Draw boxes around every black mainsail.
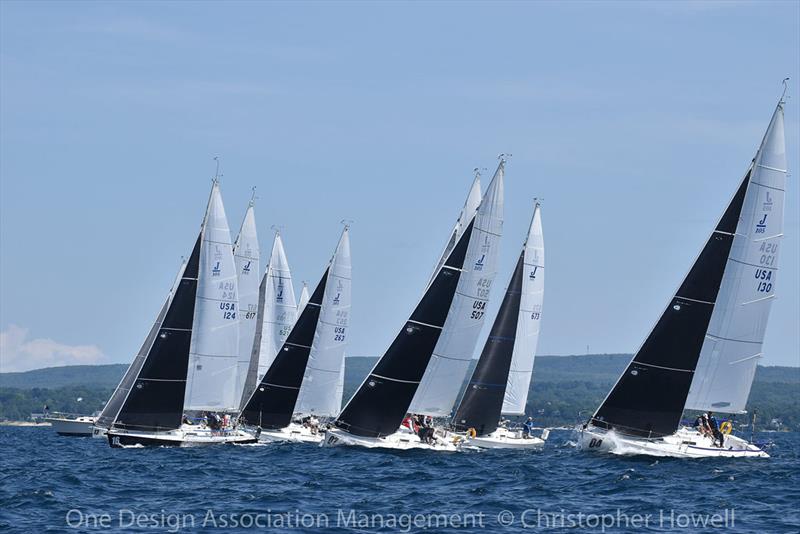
[333,220,474,438]
[590,171,751,438]
[239,270,327,429]
[110,235,201,432]
[452,251,524,436]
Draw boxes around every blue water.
[1,427,798,533]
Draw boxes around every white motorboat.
[45,414,96,436]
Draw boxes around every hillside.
[2,355,798,429]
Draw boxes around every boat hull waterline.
[577,426,768,458]
[457,427,549,450]
[107,427,258,448]
[45,416,96,437]
[256,423,324,444]
[322,428,460,451]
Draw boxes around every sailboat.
[104,179,257,447]
[232,197,260,409]
[579,94,787,458]
[239,227,350,443]
[323,160,505,450]
[238,231,298,410]
[451,201,547,449]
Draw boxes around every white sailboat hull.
[257,422,324,444]
[455,427,548,449]
[107,425,257,448]
[45,416,96,436]
[91,426,108,439]
[577,426,768,458]
[322,427,460,451]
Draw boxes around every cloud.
[0,325,105,373]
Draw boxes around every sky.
[1,1,798,373]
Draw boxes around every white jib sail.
[409,159,505,416]
[502,201,545,415]
[257,233,297,380]
[184,181,241,412]
[685,100,787,414]
[232,203,260,406]
[297,282,310,316]
[295,227,352,417]
[428,171,482,286]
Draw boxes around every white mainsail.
[297,282,310,316]
[258,233,298,379]
[184,181,241,412]
[502,201,545,415]
[295,227,352,417]
[428,171,482,286]
[685,100,787,414]
[232,202,260,406]
[409,159,505,416]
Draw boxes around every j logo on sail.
[276,283,284,303]
[212,261,221,276]
[763,191,773,212]
[474,254,485,271]
[333,292,341,305]
[755,213,768,234]
[243,261,251,274]
[529,267,538,280]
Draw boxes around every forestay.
[685,101,786,414]
[409,159,505,416]
[232,203,260,409]
[502,202,545,415]
[184,182,241,412]
[295,227,352,417]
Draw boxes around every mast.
[451,201,544,435]
[333,219,475,438]
[183,180,241,413]
[409,157,505,417]
[232,196,261,410]
[294,226,352,417]
[685,96,787,414]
